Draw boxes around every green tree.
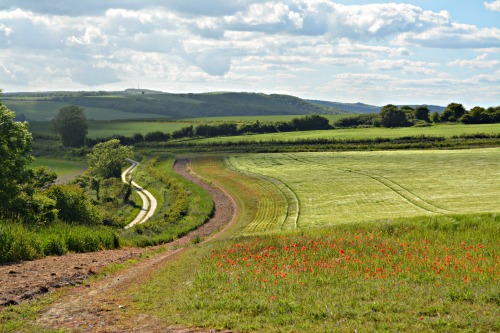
[414,106,431,122]
[0,100,34,215]
[87,139,133,180]
[441,103,466,122]
[52,106,88,147]
[46,184,101,225]
[380,104,408,128]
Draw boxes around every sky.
[0,1,499,107]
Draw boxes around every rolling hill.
[2,90,344,120]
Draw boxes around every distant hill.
[3,91,342,119]
[308,100,445,114]
[308,100,380,114]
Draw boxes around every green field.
[180,114,350,123]
[3,99,170,121]
[227,148,500,232]
[28,120,192,138]
[132,151,500,332]
[193,123,500,143]
[30,158,85,183]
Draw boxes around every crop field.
[30,158,85,183]
[134,149,500,332]
[227,148,500,232]
[193,123,500,144]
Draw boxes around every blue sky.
[0,0,499,107]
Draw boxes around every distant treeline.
[86,114,332,146]
[333,103,500,128]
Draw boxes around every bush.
[46,184,102,225]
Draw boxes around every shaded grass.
[0,220,120,264]
[135,213,500,332]
[30,158,85,183]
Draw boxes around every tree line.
[46,103,500,149]
[334,103,500,128]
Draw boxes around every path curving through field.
[122,158,158,229]
[33,157,238,332]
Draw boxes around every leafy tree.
[52,106,88,147]
[32,166,58,189]
[0,100,34,215]
[431,111,440,123]
[46,184,101,225]
[414,106,431,122]
[380,105,408,128]
[87,139,133,180]
[441,103,466,122]
[291,114,331,131]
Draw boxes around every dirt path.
[1,158,237,332]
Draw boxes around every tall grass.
[0,220,119,263]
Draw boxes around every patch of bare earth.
[1,158,236,332]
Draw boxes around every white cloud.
[394,23,500,49]
[448,53,500,69]
[484,1,500,12]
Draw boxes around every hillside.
[2,90,343,120]
[308,99,445,114]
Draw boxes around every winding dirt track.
[0,158,237,332]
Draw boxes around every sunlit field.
[133,150,499,332]
[193,123,500,143]
[228,148,500,232]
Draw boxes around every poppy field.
[140,215,499,332]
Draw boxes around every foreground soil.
[0,158,236,332]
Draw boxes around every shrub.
[46,184,102,225]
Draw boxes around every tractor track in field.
[1,158,237,333]
[284,153,450,215]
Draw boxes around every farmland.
[193,123,500,144]
[134,150,500,332]
[227,148,500,232]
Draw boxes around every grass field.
[28,120,192,138]
[192,123,500,144]
[30,158,85,183]
[227,148,500,232]
[3,99,169,121]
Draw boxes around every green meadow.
[3,99,170,121]
[191,123,500,144]
[30,158,85,183]
[28,120,192,138]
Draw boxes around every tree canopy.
[380,104,408,128]
[0,101,33,215]
[52,105,88,147]
[86,139,133,180]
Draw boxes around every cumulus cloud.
[448,53,500,69]
[484,1,500,12]
[394,23,500,49]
